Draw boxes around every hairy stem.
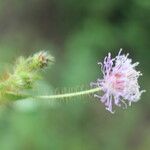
[37,87,101,99]
[4,87,101,101]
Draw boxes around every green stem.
[37,87,100,99]
[4,87,101,101]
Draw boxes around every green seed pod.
[0,51,55,98]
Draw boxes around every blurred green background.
[0,0,149,150]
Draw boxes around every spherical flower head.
[91,49,145,113]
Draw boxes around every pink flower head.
[91,49,145,113]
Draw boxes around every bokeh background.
[0,0,149,150]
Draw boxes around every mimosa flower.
[91,49,145,113]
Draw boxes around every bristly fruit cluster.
[0,51,54,95]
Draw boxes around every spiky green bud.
[0,51,54,99]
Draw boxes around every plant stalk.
[37,87,100,99]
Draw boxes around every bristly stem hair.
[5,87,101,100]
[36,87,100,99]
